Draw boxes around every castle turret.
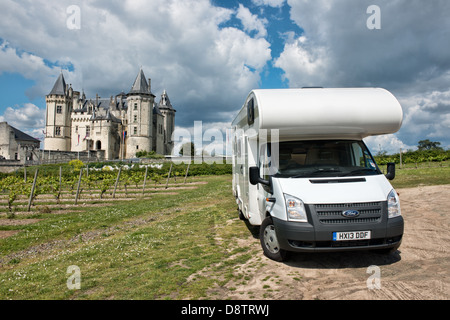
[158,90,176,155]
[125,68,155,158]
[44,72,72,151]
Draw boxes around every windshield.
[268,140,381,178]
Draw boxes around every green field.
[0,175,255,299]
[390,165,450,189]
[0,164,448,299]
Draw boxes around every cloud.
[274,35,328,86]
[0,41,72,100]
[364,134,414,155]
[1,103,45,129]
[0,0,272,129]
[276,0,450,151]
[236,4,268,38]
[252,0,285,8]
[0,103,45,144]
[398,91,450,149]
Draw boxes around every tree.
[179,142,196,157]
[417,139,443,151]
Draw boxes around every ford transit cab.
[231,88,404,261]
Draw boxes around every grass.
[0,175,254,300]
[391,165,450,189]
[0,166,448,300]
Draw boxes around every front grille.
[313,202,383,225]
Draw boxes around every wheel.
[260,217,287,262]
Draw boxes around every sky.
[0,0,449,155]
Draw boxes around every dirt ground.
[220,185,450,300]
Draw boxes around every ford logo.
[342,210,360,218]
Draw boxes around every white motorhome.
[231,88,404,261]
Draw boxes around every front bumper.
[272,201,404,253]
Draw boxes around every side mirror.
[385,162,396,180]
[249,166,270,186]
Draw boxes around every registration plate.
[333,231,371,241]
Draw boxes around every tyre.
[260,217,287,262]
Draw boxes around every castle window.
[75,126,79,133]
[134,115,137,123]
[86,126,91,137]
[133,127,137,135]
[56,106,62,114]
[134,103,138,110]
[55,127,61,136]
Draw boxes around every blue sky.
[0,0,449,154]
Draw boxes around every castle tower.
[125,68,155,158]
[44,72,72,151]
[158,90,176,155]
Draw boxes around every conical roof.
[158,90,175,111]
[49,72,67,95]
[128,68,153,96]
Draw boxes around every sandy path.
[219,185,450,300]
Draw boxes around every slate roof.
[128,68,154,96]
[158,90,175,111]
[49,72,67,95]
[90,108,122,123]
[11,126,40,143]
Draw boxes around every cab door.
[257,143,271,222]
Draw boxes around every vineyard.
[374,148,450,166]
[0,160,232,215]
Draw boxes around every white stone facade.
[44,69,176,160]
[0,122,40,161]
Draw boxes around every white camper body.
[231,88,404,261]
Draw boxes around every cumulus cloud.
[276,0,450,150]
[252,0,285,8]
[274,35,329,86]
[364,135,414,155]
[1,103,44,129]
[398,91,450,149]
[0,103,45,144]
[0,0,272,129]
[236,4,268,38]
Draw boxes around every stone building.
[44,68,176,160]
[0,122,40,161]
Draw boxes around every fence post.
[59,166,62,195]
[165,163,173,189]
[184,163,190,184]
[399,148,403,169]
[113,167,122,198]
[75,168,83,205]
[27,169,39,212]
[142,166,148,195]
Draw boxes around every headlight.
[284,194,308,222]
[387,189,401,218]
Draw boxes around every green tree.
[418,139,443,151]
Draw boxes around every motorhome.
[231,88,404,261]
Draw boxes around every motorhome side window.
[274,140,380,178]
[247,98,255,125]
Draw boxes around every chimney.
[148,78,151,93]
